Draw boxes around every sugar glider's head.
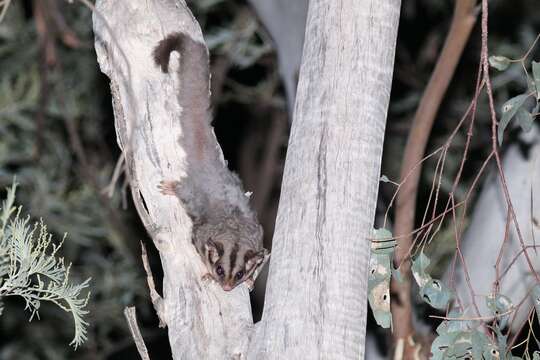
[204,238,266,291]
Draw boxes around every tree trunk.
[248,0,401,358]
[92,0,400,358]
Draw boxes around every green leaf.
[493,325,509,360]
[371,228,396,255]
[446,331,474,358]
[486,294,512,317]
[411,251,431,287]
[487,294,512,329]
[533,351,540,360]
[420,279,453,310]
[436,309,465,335]
[430,332,460,360]
[533,61,540,100]
[498,94,529,146]
[532,284,540,327]
[392,266,404,283]
[516,108,534,132]
[367,253,392,329]
[489,55,511,71]
[380,175,390,183]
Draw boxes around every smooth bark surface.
[248,0,401,358]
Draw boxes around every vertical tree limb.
[248,0,401,358]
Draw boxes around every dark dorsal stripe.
[229,242,239,276]
[215,241,224,256]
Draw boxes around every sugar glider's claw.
[158,180,179,196]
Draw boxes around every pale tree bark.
[92,0,400,358]
[248,0,400,358]
[92,2,252,358]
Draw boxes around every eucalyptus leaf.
[380,175,390,183]
[489,294,513,313]
[532,284,540,326]
[533,351,540,360]
[420,279,453,310]
[430,332,460,360]
[368,253,392,329]
[471,330,490,359]
[489,55,511,71]
[486,294,512,328]
[392,266,404,283]
[498,94,529,146]
[533,102,540,119]
[436,309,473,335]
[533,61,540,100]
[516,108,534,132]
[371,228,396,255]
[493,325,510,360]
[445,331,474,358]
[411,251,431,287]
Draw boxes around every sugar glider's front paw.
[201,273,215,283]
[244,278,255,292]
[158,180,179,196]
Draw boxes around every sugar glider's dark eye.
[216,265,225,277]
[234,270,244,281]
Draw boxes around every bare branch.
[124,307,151,360]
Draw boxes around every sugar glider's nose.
[222,284,233,291]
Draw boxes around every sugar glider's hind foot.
[158,180,180,196]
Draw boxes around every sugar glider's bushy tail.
[152,32,211,125]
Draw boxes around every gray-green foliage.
[0,2,146,358]
[411,251,453,310]
[488,52,540,145]
[0,182,90,349]
[368,228,395,329]
[368,239,526,359]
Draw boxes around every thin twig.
[124,307,152,360]
[140,241,166,328]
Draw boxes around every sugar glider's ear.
[245,249,268,272]
[204,239,223,264]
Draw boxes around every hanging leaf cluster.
[488,55,540,145]
[411,251,454,310]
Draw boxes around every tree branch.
[124,307,151,360]
[93,1,253,357]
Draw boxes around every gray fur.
[154,32,268,291]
